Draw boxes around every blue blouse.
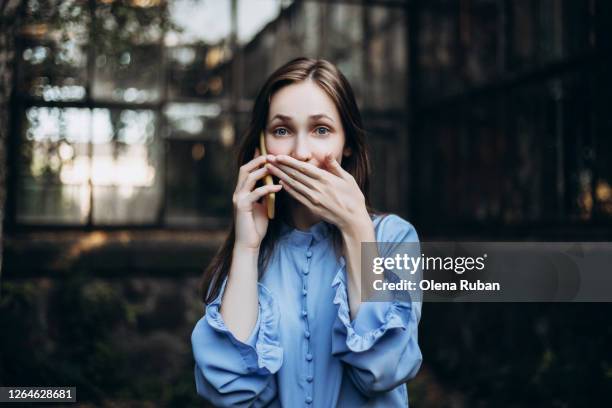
[191,214,423,407]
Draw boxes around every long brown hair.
[200,57,377,304]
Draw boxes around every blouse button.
[306,250,313,258]
[306,375,313,383]
[302,288,307,296]
[305,353,313,361]
[304,331,311,339]
[301,309,308,317]
[303,269,309,275]
[305,396,313,404]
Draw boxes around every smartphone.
[259,131,275,219]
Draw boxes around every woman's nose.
[291,134,312,162]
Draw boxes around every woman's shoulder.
[370,212,419,243]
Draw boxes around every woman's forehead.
[268,81,340,122]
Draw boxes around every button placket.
[302,238,314,405]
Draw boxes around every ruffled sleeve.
[191,277,283,407]
[331,214,423,396]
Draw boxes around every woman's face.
[265,80,350,168]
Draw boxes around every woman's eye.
[273,128,289,137]
[315,127,330,135]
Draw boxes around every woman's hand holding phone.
[232,149,282,251]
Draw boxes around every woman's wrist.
[233,242,261,255]
[340,209,373,240]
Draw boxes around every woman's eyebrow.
[269,113,335,123]
[309,114,335,123]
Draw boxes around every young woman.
[191,57,422,407]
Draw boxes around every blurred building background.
[0,0,611,407]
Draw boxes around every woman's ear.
[343,146,352,157]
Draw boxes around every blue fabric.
[191,214,423,407]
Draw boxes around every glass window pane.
[327,3,365,103]
[364,7,407,110]
[165,107,234,224]
[164,102,224,140]
[167,44,231,101]
[93,44,163,103]
[416,0,504,102]
[18,107,91,224]
[90,109,162,224]
[91,2,164,103]
[165,139,233,224]
[166,0,235,101]
[167,0,231,45]
[18,0,89,101]
[592,64,612,220]
[237,0,283,45]
[302,1,321,56]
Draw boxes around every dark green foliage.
[0,276,203,407]
[417,303,612,407]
